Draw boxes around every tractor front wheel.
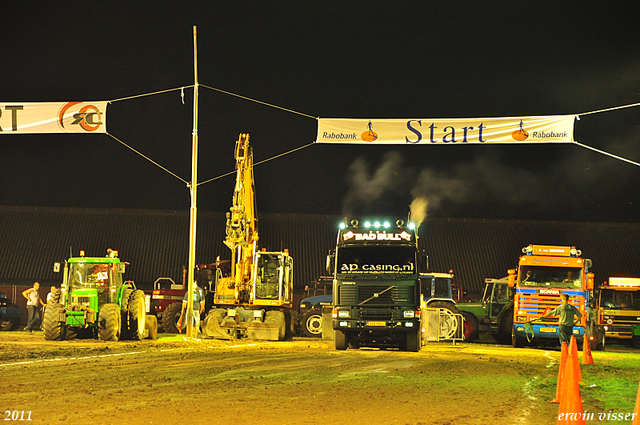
[99,303,121,341]
[43,304,64,341]
[127,290,147,340]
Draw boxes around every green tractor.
[43,249,157,341]
[456,277,514,344]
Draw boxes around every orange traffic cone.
[569,336,582,383]
[557,342,585,424]
[632,382,640,425]
[551,342,568,404]
[582,336,594,365]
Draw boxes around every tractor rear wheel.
[461,311,480,342]
[127,290,146,340]
[98,303,121,341]
[161,301,183,333]
[43,304,64,341]
[428,301,460,339]
[300,309,323,338]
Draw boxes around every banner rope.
[108,86,194,103]
[573,141,640,168]
[106,132,189,184]
[578,102,640,117]
[200,84,317,120]
[197,142,315,186]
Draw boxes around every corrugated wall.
[2,206,640,296]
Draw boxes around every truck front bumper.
[513,324,585,340]
[333,318,420,332]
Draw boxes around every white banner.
[317,115,575,144]
[0,102,107,134]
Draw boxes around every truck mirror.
[53,262,61,273]
[420,252,429,273]
[507,269,516,287]
[326,250,335,274]
[586,272,594,291]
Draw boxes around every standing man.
[179,281,205,336]
[22,282,44,333]
[542,293,583,344]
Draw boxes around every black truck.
[329,219,423,352]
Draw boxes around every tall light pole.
[186,25,199,340]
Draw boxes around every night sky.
[2,2,640,223]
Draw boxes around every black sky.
[2,1,640,223]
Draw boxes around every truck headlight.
[338,310,350,318]
[405,322,414,327]
[403,310,415,318]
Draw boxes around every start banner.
[0,102,107,134]
[316,115,575,144]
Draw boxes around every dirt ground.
[0,332,617,424]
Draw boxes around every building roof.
[2,205,640,294]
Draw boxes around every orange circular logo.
[361,131,378,142]
[512,129,529,141]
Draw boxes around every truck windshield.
[337,246,416,275]
[518,266,583,289]
[600,289,640,310]
[69,263,111,291]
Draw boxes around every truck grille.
[339,285,415,306]
[359,309,393,320]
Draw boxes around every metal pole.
[186,25,199,340]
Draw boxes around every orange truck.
[597,277,640,348]
[508,244,604,350]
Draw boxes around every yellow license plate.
[540,327,557,333]
[367,321,386,327]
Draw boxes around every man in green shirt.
[542,293,583,344]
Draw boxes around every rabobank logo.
[512,119,529,141]
[361,120,378,142]
[512,119,568,141]
[321,131,357,140]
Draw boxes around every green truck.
[456,277,514,344]
[43,249,157,341]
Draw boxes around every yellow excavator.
[202,134,294,340]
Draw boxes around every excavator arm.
[216,134,258,305]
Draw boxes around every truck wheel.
[43,303,64,341]
[145,315,158,340]
[300,309,323,338]
[461,311,479,342]
[405,329,421,352]
[334,330,348,350]
[127,290,146,340]
[98,303,121,341]
[161,302,183,334]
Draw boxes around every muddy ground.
[0,332,634,425]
